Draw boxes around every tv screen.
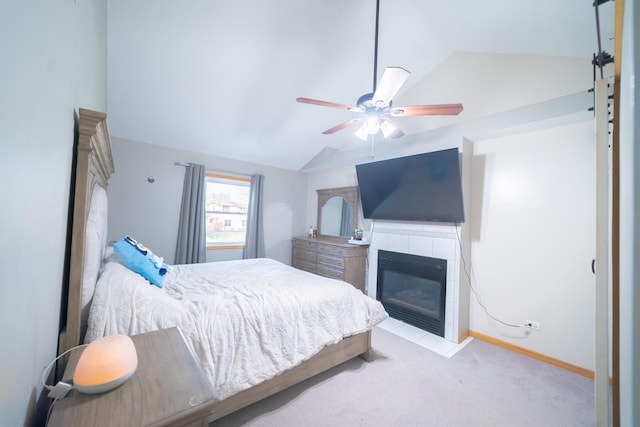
[355,148,465,223]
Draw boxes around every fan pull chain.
[370,134,376,158]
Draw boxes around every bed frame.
[59,108,374,424]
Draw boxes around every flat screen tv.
[355,148,465,223]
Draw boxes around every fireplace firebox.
[377,250,447,337]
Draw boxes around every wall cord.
[454,223,526,330]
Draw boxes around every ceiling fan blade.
[322,118,362,135]
[389,103,464,117]
[372,67,410,108]
[296,97,353,111]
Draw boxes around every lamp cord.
[41,344,88,391]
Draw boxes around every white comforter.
[85,257,387,401]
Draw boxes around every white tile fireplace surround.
[366,221,469,343]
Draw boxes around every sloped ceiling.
[107,0,614,171]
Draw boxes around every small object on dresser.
[308,226,314,239]
[312,227,318,239]
[353,228,364,240]
[348,237,369,245]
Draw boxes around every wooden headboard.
[58,108,114,359]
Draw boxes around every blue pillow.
[113,236,171,288]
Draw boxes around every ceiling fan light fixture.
[355,123,370,141]
[380,119,397,138]
[365,116,380,134]
[355,116,382,141]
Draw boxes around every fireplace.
[377,250,447,337]
[366,221,470,343]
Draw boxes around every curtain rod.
[174,161,254,178]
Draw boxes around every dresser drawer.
[317,253,345,270]
[293,258,316,273]
[316,243,348,257]
[317,264,345,281]
[291,237,366,291]
[295,248,316,263]
[293,239,317,250]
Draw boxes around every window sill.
[206,245,244,251]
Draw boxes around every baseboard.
[468,330,594,380]
[457,329,470,344]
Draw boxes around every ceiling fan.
[296,0,463,141]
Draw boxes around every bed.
[58,108,387,423]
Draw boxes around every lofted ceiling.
[106,0,615,171]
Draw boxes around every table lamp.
[73,335,138,394]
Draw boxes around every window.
[205,172,251,249]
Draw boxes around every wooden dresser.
[292,237,368,292]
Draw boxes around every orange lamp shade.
[73,335,138,394]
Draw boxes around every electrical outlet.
[526,320,541,330]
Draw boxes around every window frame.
[204,172,251,251]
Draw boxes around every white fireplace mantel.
[366,221,470,343]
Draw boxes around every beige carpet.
[213,327,594,426]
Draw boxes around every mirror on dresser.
[291,186,366,291]
[317,186,359,239]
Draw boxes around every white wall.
[400,52,593,123]
[107,138,308,265]
[384,52,593,143]
[0,1,107,425]
[471,121,596,370]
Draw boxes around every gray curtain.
[243,174,265,259]
[175,163,207,264]
[340,199,352,237]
